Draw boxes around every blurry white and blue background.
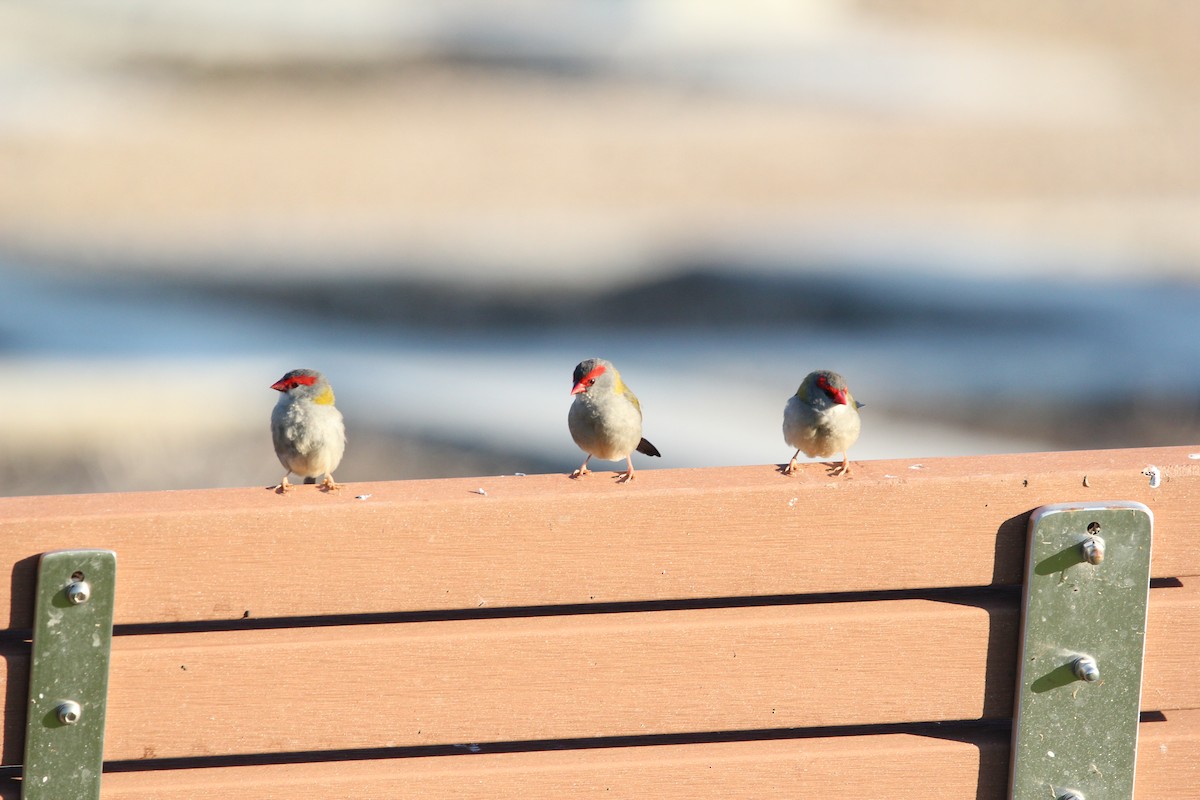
[3,1,1200,496]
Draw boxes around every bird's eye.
[587,378,596,386]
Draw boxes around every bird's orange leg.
[571,456,592,479]
[783,450,802,476]
[274,475,293,494]
[320,474,342,492]
[827,454,851,477]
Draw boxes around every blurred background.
[3,0,1200,497]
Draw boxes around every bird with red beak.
[783,369,863,476]
[269,368,346,493]
[568,358,661,483]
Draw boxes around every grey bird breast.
[569,392,643,461]
[783,395,860,458]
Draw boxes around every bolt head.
[65,581,90,605]
[56,700,82,726]
[1073,655,1101,683]
[1081,536,1105,565]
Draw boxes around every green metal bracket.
[1010,502,1153,800]
[23,550,116,800]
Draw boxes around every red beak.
[270,379,289,392]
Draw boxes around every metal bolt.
[1081,536,1105,565]
[56,700,82,726]
[1072,655,1100,683]
[65,580,91,605]
[1058,792,1085,800]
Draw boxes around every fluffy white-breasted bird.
[270,368,346,493]
[782,369,862,476]
[568,358,661,483]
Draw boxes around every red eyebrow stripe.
[816,374,847,405]
[571,363,608,395]
[272,374,319,391]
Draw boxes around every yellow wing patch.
[314,386,337,405]
[614,374,642,416]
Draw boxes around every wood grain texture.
[1144,582,1200,715]
[7,712,1192,800]
[94,733,1004,800]
[0,446,1197,628]
[2,584,1194,764]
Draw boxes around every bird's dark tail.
[637,438,662,458]
[303,476,317,485]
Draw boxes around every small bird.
[568,358,661,483]
[269,368,346,493]
[783,370,863,476]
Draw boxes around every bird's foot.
[783,458,800,476]
[274,477,293,495]
[319,475,342,492]
[615,470,636,484]
[826,461,851,477]
[570,466,591,479]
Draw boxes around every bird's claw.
[783,458,800,476]
[570,466,591,479]
[615,471,635,484]
[319,476,342,492]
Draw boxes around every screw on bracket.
[1072,655,1100,683]
[56,701,82,726]
[1058,791,1085,800]
[65,580,91,605]
[1080,536,1105,565]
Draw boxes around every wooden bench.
[1,446,1198,798]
